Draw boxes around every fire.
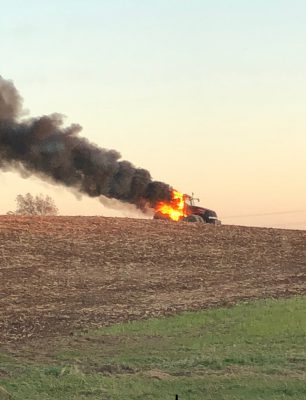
[155,189,188,221]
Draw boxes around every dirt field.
[0,216,305,344]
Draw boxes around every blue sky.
[1,1,306,228]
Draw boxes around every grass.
[1,296,306,399]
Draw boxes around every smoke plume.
[0,77,171,209]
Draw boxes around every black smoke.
[0,76,171,209]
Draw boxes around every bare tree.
[9,193,59,216]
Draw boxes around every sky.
[0,0,306,229]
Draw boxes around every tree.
[10,193,59,216]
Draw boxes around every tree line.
[8,193,58,216]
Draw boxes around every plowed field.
[0,216,305,344]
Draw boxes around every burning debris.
[0,76,171,209]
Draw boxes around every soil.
[0,216,305,344]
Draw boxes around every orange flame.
[155,189,188,221]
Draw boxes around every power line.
[272,221,306,227]
[222,209,306,219]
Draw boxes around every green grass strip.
[1,296,306,399]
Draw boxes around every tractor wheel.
[183,214,204,223]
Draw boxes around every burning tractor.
[154,190,221,224]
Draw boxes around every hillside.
[0,216,305,344]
